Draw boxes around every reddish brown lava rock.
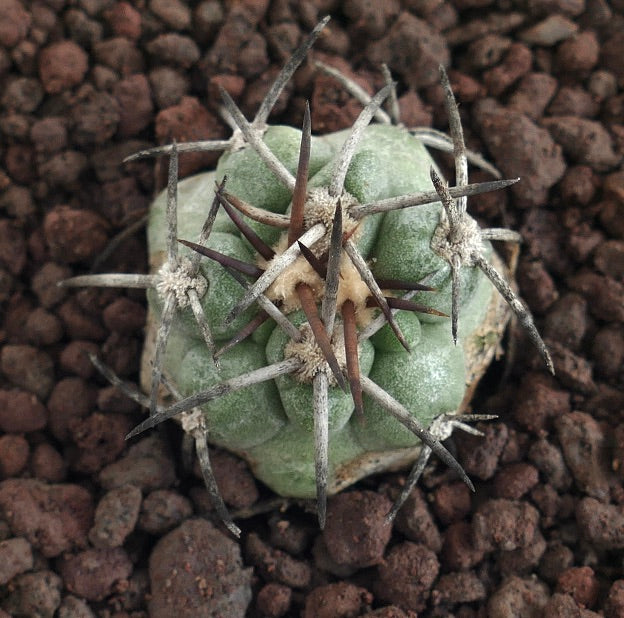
[555,411,610,500]
[89,484,142,549]
[556,31,600,74]
[517,258,559,314]
[149,518,252,618]
[508,72,558,120]
[43,206,109,263]
[375,542,439,612]
[391,486,442,552]
[493,462,540,500]
[256,582,292,618]
[431,481,472,525]
[556,566,600,609]
[512,372,570,435]
[431,570,487,605]
[497,528,547,577]
[155,96,227,177]
[102,296,146,334]
[539,542,574,584]
[47,376,97,442]
[39,40,88,94]
[311,56,373,133]
[0,344,54,400]
[1,570,62,617]
[483,42,532,96]
[442,521,485,571]
[528,438,571,491]
[0,479,93,557]
[473,100,566,207]
[59,547,133,602]
[98,434,177,492]
[472,498,539,552]
[246,532,311,589]
[0,434,29,479]
[542,116,621,172]
[0,0,31,48]
[368,12,449,89]
[112,74,153,137]
[323,490,392,568]
[455,421,508,480]
[0,388,47,433]
[104,1,142,40]
[303,582,373,618]
[0,220,26,275]
[604,580,624,618]
[30,442,66,483]
[138,489,193,535]
[0,537,33,586]
[488,576,549,617]
[543,593,601,617]
[576,498,624,549]
[196,448,259,509]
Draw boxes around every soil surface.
[1,1,624,616]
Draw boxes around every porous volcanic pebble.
[39,40,88,94]
[604,580,624,618]
[488,576,549,617]
[455,421,508,480]
[0,220,26,275]
[0,388,47,433]
[473,101,566,207]
[43,206,109,263]
[472,498,539,552]
[0,344,54,400]
[392,486,442,552]
[556,566,600,608]
[493,462,539,500]
[576,498,624,549]
[149,518,252,618]
[30,443,66,483]
[138,489,193,535]
[112,74,153,137]
[0,0,31,48]
[323,490,393,568]
[555,411,610,500]
[1,570,62,617]
[368,12,449,88]
[256,582,291,618]
[375,542,439,612]
[195,448,259,509]
[0,479,93,557]
[246,533,311,589]
[542,116,621,172]
[59,547,133,602]
[432,481,472,525]
[431,570,487,605]
[442,521,485,570]
[47,376,96,442]
[302,582,373,618]
[155,96,226,176]
[98,434,177,492]
[88,484,142,548]
[0,537,33,585]
[0,434,29,478]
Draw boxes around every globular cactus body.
[64,18,551,533]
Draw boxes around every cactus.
[63,19,551,536]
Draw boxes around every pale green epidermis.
[147,124,494,498]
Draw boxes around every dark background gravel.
[0,0,623,616]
